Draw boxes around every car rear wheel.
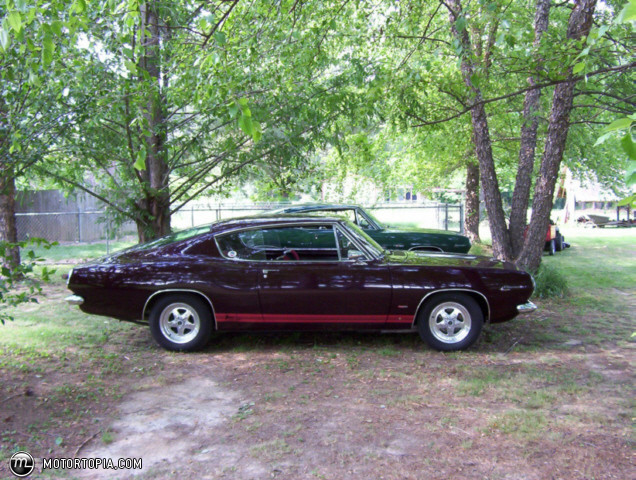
[149,295,212,351]
[555,233,564,252]
[417,293,483,351]
[548,239,556,255]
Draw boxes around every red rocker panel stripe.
[215,314,410,324]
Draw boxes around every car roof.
[272,204,360,213]
[209,213,349,234]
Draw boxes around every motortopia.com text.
[43,457,142,471]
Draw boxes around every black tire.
[149,294,213,351]
[555,233,564,252]
[548,239,556,255]
[416,293,484,351]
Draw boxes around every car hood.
[384,250,517,270]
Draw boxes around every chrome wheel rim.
[159,303,200,344]
[428,302,472,344]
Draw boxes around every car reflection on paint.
[65,215,536,352]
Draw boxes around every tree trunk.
[509,0,551,258]
[464,161,480,243]
[138,1,170,242]
[516,0,597,272]
[0,167,20,268]
[447,0,511,259]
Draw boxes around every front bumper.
[516,301,537,314]
[65,295,84,306]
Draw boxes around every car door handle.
[262,269,279,278]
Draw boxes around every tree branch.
[410,62,636,127]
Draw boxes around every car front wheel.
[417,293,483,351]
[149,295,212,351]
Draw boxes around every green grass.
[541,227,636,290]
[25,240,136,262]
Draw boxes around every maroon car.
[65,216,536,352]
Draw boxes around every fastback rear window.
[128,225,211,252]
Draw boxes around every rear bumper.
[516,301,537,314]
[65,295,84,306]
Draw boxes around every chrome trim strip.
[408,246,444,252]
[65,294,84,306]
[411,288,491,328]
[516,301,537,314]
[66,268,74,286]
[142,289,217,329]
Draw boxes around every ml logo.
[9,451,35,477]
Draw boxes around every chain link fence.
[16,202,464,245]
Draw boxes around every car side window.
[216,225,344,262]
[335,209,357,224]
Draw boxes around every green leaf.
[0,28,10,50]
[228,102,239,118]
[604,118,632,132]
[51,20,63,36]
[74,0,87,14]
[621,132,636,160]
[617,193,636,207]
[618,0,636,23]
[124,60,137,74]
[593,131,612,147]
[455,16,466,33]
[572,62,585,74]
[625,161,636,186]
[133,148,146,171]
[238,114,254,136]
[42,35,55,66]
[252,121,262,142]
[7,11,22,33]
[469,73,480,88]
[214,31,226,46]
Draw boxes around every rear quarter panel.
[69,256,261,322]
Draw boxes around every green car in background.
[272,204,471,254]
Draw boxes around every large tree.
[381,0,631,271]
[1,1,85,264]
[34,0,365,241]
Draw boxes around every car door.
[256,223,393,330]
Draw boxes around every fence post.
[444,203,449,231]
[459,204,464,235]
[77,204,82,243]
[106,213,110,255]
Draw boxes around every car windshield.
[358,208,384,229]
[344,221,385,257]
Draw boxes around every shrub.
[533,263,569,298]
